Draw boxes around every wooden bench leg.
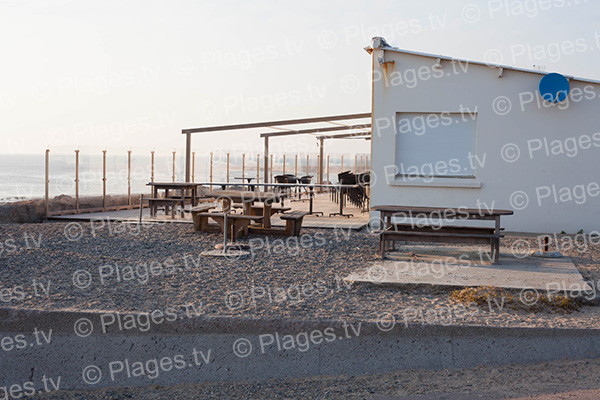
[192,213,211,232]
[294,217,304,236]
[379,236,386,258]
[492,238,500,263]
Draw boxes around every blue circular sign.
[539,73,570,103]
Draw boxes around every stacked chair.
[334,170,370,212]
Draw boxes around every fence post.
[306,155,309,177]
[226,152,230,183]
[127,150,132,207]
[45,149,50,217]
[192,151,195,182]
[317,155,320,186]
[172,151,176,182]
[210,152,213,191]
[75,149,80,213]
[256,153,260,184]
[150,151,155,183]
[102,150,107,211]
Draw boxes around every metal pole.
[185,133,191,182]
[172,151,176,182]
[192,151,195,182]
[226,152,230,183]
[45,149,49,217]
[282,154,286,175]
[242,153,245,179]
[75,149,80,213]
[127,150,131,207]
[102,150,107,211]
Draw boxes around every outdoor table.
[147,182,199,217]
[204,190,285,228]
[198,182,360,218]
[371,205,514,262]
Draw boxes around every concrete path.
[346,245,591,292]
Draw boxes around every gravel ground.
[1,221,600,328]
[33,356,600,399]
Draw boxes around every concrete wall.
[1,308,600,391]
[370,38,600,233]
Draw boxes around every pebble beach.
[2,221,600,329]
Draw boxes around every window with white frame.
[395,112,477,179]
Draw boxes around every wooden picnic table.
[147,182,200,217]
[371,205,514,263]
[199,182,360,218]
[204,190,286,229]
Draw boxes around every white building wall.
[370,42,600,233]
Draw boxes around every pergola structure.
[181,112,371,184]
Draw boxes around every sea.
[0,153,351,203]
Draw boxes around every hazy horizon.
[2,0,600,157]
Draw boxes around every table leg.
[151,186,158,217]
[243,202,252,215]
[329,187,353,218]
[263,202,272,228]
[494,216,501,263]
[192,186,197,207]
[307,187,323,216]
[180,189,185,218]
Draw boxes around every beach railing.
[44,149,369,217]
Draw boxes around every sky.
[1,0,599,158]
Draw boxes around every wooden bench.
[195,212,263,239]
[280,211,307,236]
[191,204,217,231]
[147,197,185,219]
[380,223,503,262]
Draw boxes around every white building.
[368,37,600,234]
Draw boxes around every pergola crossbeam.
[182,112,371,183]
[182,112,371,134]
[260,124,371,138]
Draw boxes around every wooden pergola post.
[185,133,191,182]
[318,137,324,184]
[263,137,269,187]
